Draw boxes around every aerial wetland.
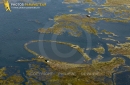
[0,0,130,85]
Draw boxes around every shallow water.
[0,0,130,84]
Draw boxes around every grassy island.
[126,37,130,40]
[0,67,24,85]
[24,40,91,61]
[93,46,105,54]
[23,40,125,85]
[38,14,99,37]
[63,0,95,4]
[107,43,130,59]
